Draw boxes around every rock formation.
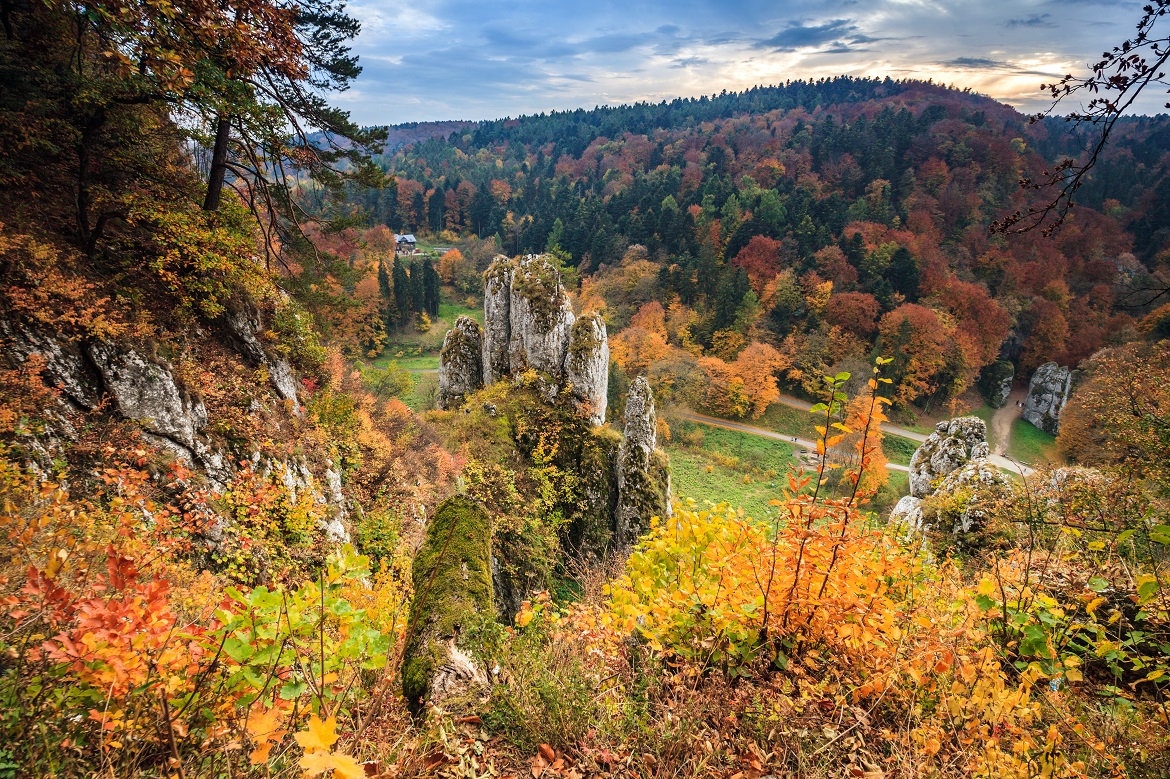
[481,259,513,386]
[978,360,1015,409]
[506,254,576,376]
[0,303,351,541]
[615,376,672,549]
[908,417,991,498]
[565,313,609,425]
[436,316,484,410]
[1022,362,1073,435]
[439,254,609,425]
[893,416,1006,534]
[402,496,493,712]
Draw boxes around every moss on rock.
[401,495,494,712]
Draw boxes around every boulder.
[896,416,1007,535]
[402,496,493,713]
[1022,362,1072,435]
[437,316,484,410]
[565,313,609,425]
[929,457,1007,533]
[615,376,671,549]
[908,417,990,498]
[889,495,924,531]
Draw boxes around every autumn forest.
[2,0,1170,778]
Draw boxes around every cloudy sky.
[334,0,1158,125]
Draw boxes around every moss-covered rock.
[615,376,672,549]
[401,495,494,712]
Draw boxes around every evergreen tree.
[392,259,411,326]
[422,259,441,316]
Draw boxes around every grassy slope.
[1007,419,1058,466]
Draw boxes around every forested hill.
[328,77,1170,407]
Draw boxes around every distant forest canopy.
[307,76,1170,404]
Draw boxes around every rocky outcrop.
[978,360,1015,409]
[908,417,991,498]
[2,310,350,541]
[222,302,300,411]
[507,254,576,376]
[565,313,609,425]
[482,259,513,385]
[442,253,609,425]
[1022,362,1073,435]
[436,316,484,410]
[895,416,1007,535]
[615,376,671,549]
[87,342,207,450]
[402,496,493,712]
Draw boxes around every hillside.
[3,4,1170,778]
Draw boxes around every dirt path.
[991,388,1028,456]
[677,412,912,473]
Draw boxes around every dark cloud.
[672,56,709,68]
[1005,13,1054,28]
[942,57,1012,70]
[757,19,859,52]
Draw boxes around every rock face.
[1022,362,1073,435]
[1,306,350,541]
[87,342,207,450]
[565,313,609,425]
[436,316,484,410]
[908,417,991,498]
[615,376,672,549]
[402,496,493,712]
[895,416,1006,534]
[222,302,301,411]
[440,254,609,425]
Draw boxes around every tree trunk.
[203,116,231,211]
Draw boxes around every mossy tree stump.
[401,496,494,712]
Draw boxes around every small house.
[395,234,418,255]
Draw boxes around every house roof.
[396,234,417,243]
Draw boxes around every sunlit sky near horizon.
[335,0,1162,126]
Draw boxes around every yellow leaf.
[300,750,335,776]
[329,753,365,779]
[976,578,995,597]
[923,737,941,756]
[295,715,339,753]
[1064,667,1083,682]
[300,750,364,779]
[1085,597,1106,615]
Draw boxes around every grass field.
[754,403,821,440]
[376,290,482,364]
[881,434,919,466]
[1006,419,1058,466]
[666,446,790,522]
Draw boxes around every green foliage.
[358,360,413,400]
[208,547,390,711]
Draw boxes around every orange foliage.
[699,341,789,419]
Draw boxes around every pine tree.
[392,259,411,326]
[422,259,441,316]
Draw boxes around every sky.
[334,0,1160,125]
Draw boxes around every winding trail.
[991,388,1028,456]
[678,411,911,473]
[678,409,1033,478]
